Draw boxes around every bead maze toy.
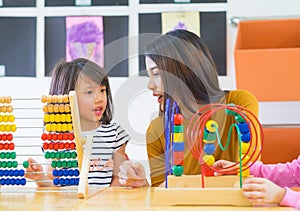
[0,93,93,199]
[154,99,263,206]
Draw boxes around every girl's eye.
[86,90,93,95]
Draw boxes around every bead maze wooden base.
[154,175,252,206]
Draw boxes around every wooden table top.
[0,187,298,211]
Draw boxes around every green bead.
[45,151,50,159]
[172,165,184,177]
[51,161,57,168]
[12,161,18,168]
[5,152,10,159]
[203,129,216,141]
[10,152,16,159]
[0,152,5,159]
[23,160,29,168]
[173,125,184,133]
[235,114,246,123]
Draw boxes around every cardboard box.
[234,18,300,101]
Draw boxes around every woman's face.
[75,75,107,131]
[146,57,164,108]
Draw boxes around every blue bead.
[53,178,59,186]
[63,170,69,177]
[241,132,251,143]
[74,169,79,176]
[59,178,65,185]
[237,122,250,134]
[4,170,9,176]
[20,178,26,185]
[58,170,63,176]
[5,178,10,185]
[9,170,14,177]
[75,178,79,185]
[203,143,216,155]
[70,178,75,185]
[15,179,20,185]
[19,169,25,177]
[52,169,58,176]
[173,142,184,152]
[69,169,74,176]
[0,170,3,176]
[65,179,70,186]
[0,179,4,185]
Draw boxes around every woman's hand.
[118,160,149,188]
[242,177,286,205]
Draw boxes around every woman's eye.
[86,91,93,95]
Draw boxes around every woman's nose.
[147,77,155,90]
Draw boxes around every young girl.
[213,157,300,209]
[118,29,259,187]
[26,58,130,187]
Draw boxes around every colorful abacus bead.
[237,122,251,176]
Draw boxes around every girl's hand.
[118,160,149,188]
[24,158,44,181]
[242,177,286,205]
[213,159,235,176]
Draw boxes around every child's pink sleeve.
[280,187,300,209]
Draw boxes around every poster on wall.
[66,16,104,67]
[161,12,200,36]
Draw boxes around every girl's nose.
[147,77,155,90]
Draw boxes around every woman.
[119,29,258,188]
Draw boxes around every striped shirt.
[82,122,130,187]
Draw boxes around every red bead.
[59,143,64,149]
[70,142,75,150]
[7,134,13,141]
[57,133,63,141]
[64,143,69,150]
[48,143,53,150]
[69,133,74,140]
[52,134,57,141]
[174,114,183,125]
[43,143,48,150]
[0,144,3,150]
[3,143,8,150]
[41,133,47,141]
[63,134,68,140]
[53,143,59,150]
[47,134,52,141]
[1,134,7,141]
[9,143,14,150]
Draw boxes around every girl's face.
[76,75,107,131]
[146,57,164,109]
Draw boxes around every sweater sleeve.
[280,187,300,209]
[250,156,300,187]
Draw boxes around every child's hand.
[213,159,235,176]
[118,160,149,188]
[24,158,44,181]
[242,177,286,205]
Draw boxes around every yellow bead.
[10,124,16,132]
[241,142,250,154]
[173,133,183,142]
[2,106,7,113]
[44,114,50,123]
[5,124,10,132]
[0,116,2,122]
[45,124,51,132]
[61,124,67,132]
[203,154,215,166]
[66,114,72,122]
[0,124,4,132]
[0,97,4,104]
[60,114,66,122]
[206,120,218,132]
[51,123,57,132]
[56,123,62,132]
[8,115,15,122]
[67,123,73,132]
[55,114,61,123]
[50,114,55,123]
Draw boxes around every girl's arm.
[110,144,127,187]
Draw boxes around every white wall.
[0,0,300,183]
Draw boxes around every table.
[0,187,298,211]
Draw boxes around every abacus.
[154,99,263,206]
[0,93,93,199]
